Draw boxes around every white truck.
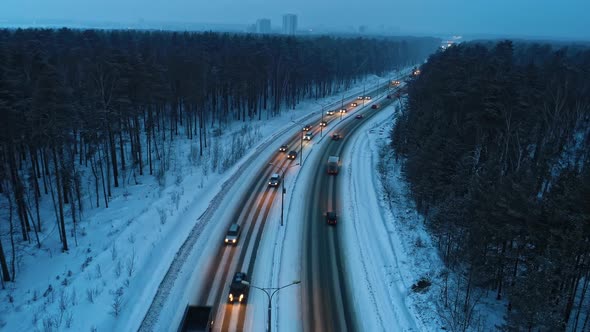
[327,156,340,175]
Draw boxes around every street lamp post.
[311,100,330,138]
[269,162,299,226]
[320,107,324,137]
[377,79,381,98]
[241,280,301,332]
[299,129,303,165]
[291,120,305,165]
[389,77,392,96]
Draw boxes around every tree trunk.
[30,146,41,198]
[199,105,203,156]
[70,189,78,247]
[104,141,112,197]
[108,123,119,187]
[7,143,30,241]
[134,114,143,176]
[148,119,153,175]
[464,267,473,314]
[0,193,11,282]
[24,200,41,248]
[8,191,16,281]
[52,145,68,252]
[29,147,42,232]
[98,146,109,208]
[572,268,590,332]
[119,117,126,172]
[496,240,507,300]
[40,147,49,194]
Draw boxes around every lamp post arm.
[270,281,301,301]
[247,281,300,332]
[249,284,270,298]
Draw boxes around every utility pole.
[291,120,305,165]
[269,162,299,226]
[320,107,324,137]
[299,131,303,165]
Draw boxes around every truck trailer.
[327,156,340,175]
[178,305,214,332]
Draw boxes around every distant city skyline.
[255,18,271,34]
[282,14,297,35]
[1,0,589,40]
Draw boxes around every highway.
[169,80,399,332]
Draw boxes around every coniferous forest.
[393,41,590,330]
[0,28,439,283]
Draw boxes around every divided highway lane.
[302,96,396,332]
[193,140,301,332]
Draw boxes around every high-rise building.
[246,24,256,33]
[256,19,271,34]
[282,14,297,35]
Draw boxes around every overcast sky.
[2,0,589,40]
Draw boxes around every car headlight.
[225,239,228,243]
[229,294,233,301]
[232,239,236,243]
[239,294,244,302]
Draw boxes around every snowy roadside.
[340,104,446,331]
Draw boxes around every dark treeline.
[0,28,439,283]
[393,41,590,330]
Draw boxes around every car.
[279,145,288,152]
[327,211,337,225]
[319,121,327,127]
[364,96,371,100]
[339,108,347,113]
[228,272,249,303]
[268,173,281,187]
[302,124,312,131]
[331,133,341,141]
[355,114,364,119]
[224,223,241,245]
[287,150,298,159]
[326,110,335,116]
[357,96,364,100]
[391,80,401,86]
[303,132,313,141]
[371,104,379,109]
[351,102,358,107]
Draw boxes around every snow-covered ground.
[1,69,498,332]
[341,107,423,331]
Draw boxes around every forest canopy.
[0,28,439,281]
[392,41,590,330]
